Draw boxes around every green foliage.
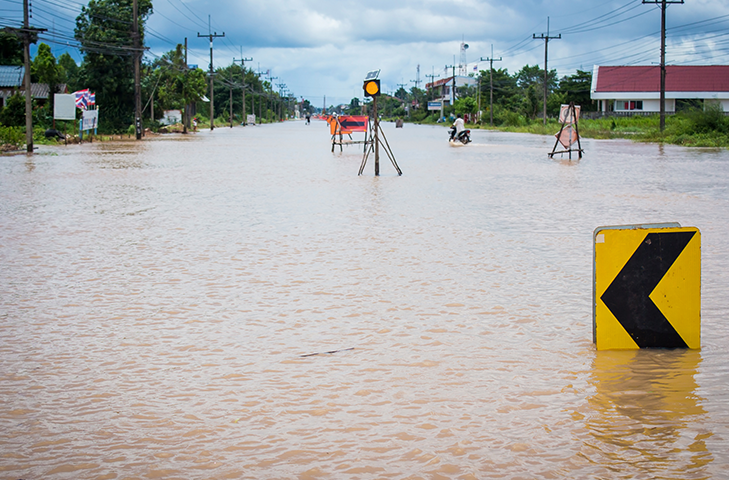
[74,0,153,133]
[346,97,361,115]
[0,30,23,66]
[680,104,728,135]
[31,43,62,114]
[152,44,207,118]
[0,94,26,127]
[58,53,81,92]
[557,69,595,112]
[454,97,477,115]
[0,125,24,148]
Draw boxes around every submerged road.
[1,121,728,478]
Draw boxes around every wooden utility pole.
[17,0,47,152]
[133,0,142,139]
[198,17,225,131]
[643,0,683,132]
[480,45,502,126]
[445,63,457,108]
[229,86,233,128]
[534,17,560,125]
[425,68,440,120]
[183,37,189,133]
[233,51,252,124]
[22,0,33,152]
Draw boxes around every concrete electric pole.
[533,17,560,126]
[643,0,683,132]
[480,45,502,126]
[198,16,225,131]
[233,51,252,125]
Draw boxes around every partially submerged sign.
[81,109,99,131]
[549,102,583,159]
[327,115,367,135]
[593,223,701,350]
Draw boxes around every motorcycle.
[449,126,471,144]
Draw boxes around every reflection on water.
[581,350,712,478]
[1,123,728,478]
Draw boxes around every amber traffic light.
[363,79,381,97]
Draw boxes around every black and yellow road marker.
[593,223,701,350]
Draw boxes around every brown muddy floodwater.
[1,121,729,479]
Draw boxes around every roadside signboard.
[54,94,76,120]
[593,223,701,350]
[427,101,442,111]
[82,109,99,131]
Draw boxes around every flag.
[73,89,89,110]
[88,93,95,106]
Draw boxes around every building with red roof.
[590,65,729,114]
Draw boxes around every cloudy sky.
[5,0,729,107]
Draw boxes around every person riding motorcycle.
[449,114,471,143]
[453,114,465,137]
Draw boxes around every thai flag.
[88,93,95,106]
[74,89,89,110]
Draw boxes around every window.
[620,101,643,111]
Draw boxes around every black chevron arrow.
[600,231,696,348]
[339,118,367,129]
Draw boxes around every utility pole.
[276,82,286,121]
[20,0,44,152]
[410,64,421,90]
[183,37,189,133]
[133,0,142,139]
[233,50,252,125]
[480,45,502,126]
[229,83,233,128]
[643,0,683,132]
[445,62,456,120]
[267,74,278,122]
[426,67,440,119]
[198,16,225,131]
[533,17,560,125]
[396,81,407,101]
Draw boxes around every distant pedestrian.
[306,114,311,125]
[193,117,198,131]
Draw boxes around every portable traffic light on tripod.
[363,79,381,97]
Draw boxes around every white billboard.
[54,94,76,120]
[82,109,99,131]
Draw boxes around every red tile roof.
[595,66,729,92]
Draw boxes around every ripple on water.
[1,124,729,478]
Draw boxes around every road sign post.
[593,223,701,350]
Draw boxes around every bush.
[0,125,24,149]
[498,110,527,127]
[681,104,728,135]
[0,94,26,127]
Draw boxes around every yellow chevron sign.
[593,224,701,350]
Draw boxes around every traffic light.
[363,79,381,97]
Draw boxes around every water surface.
[1,121,728,479]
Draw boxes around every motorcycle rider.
[451,114,465,141]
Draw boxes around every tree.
[346,97,361,115]
[0,94,27,127]
[454,97,477,115]
[74,0,153,132]
[31,43,61,114]
[0,30,23,66]
[58,53,81,92]
[557,69,595,112]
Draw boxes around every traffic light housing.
[363,79,381,97]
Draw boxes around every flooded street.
[2,121,729,479]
